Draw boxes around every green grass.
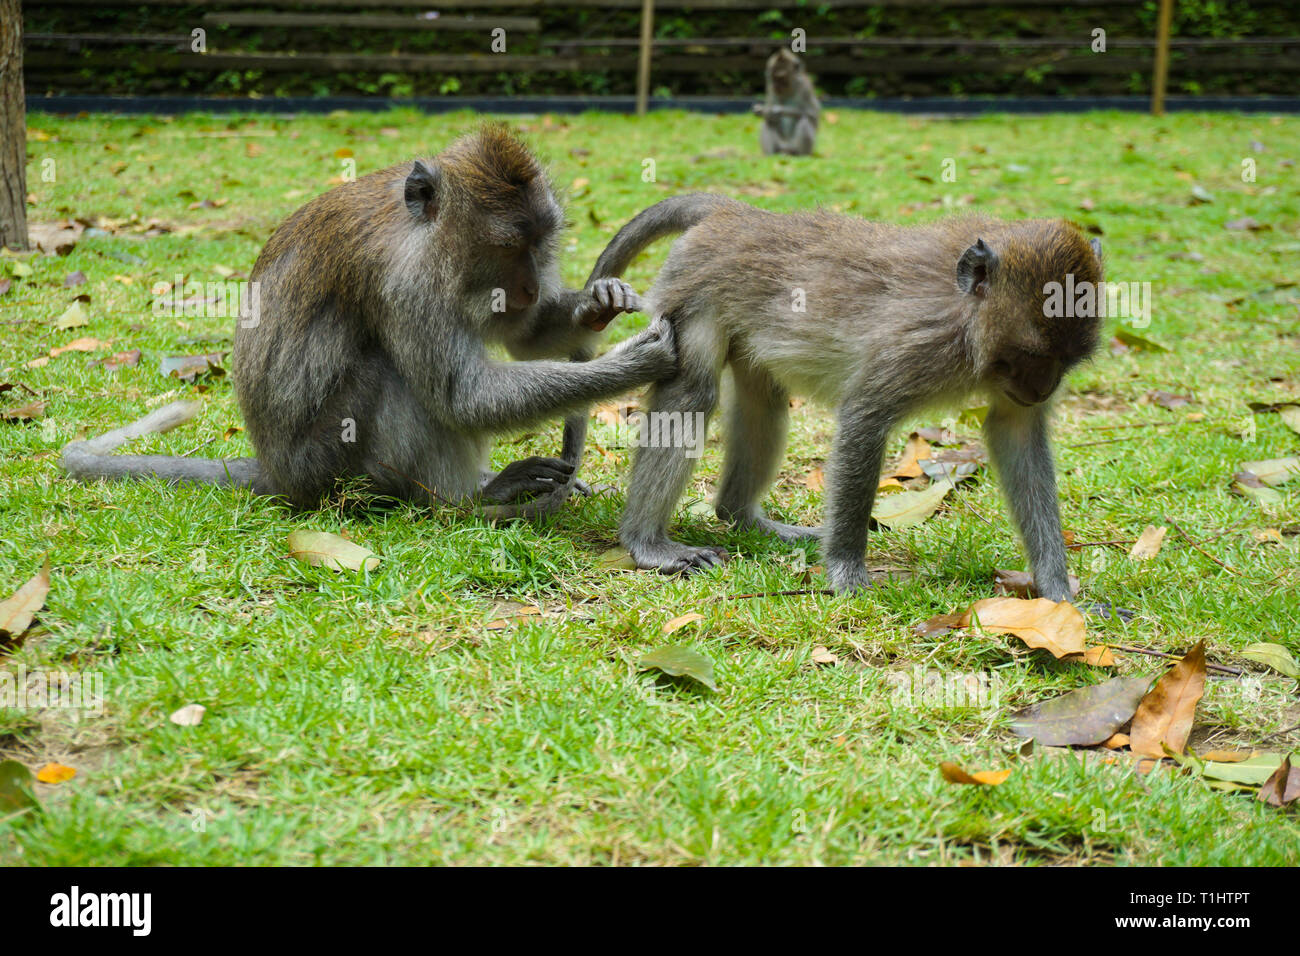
[1,108,1298,865]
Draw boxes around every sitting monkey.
[753,49,819,156]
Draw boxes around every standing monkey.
[587,195,1104,600]
[62,127,675,517]
[753,49,819,156]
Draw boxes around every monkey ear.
[956,238,998,297]
[404,160,440,221]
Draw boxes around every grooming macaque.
[753,49,819,156]
[587,194,1103,599]
[63,127,674,516]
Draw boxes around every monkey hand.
[577,278,647,332]
[481,456,578,504]
[617,315,677,379]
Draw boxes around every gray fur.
[754,50,819,157]
[591,196,1103,598]
[61,130,672,517]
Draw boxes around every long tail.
[60,400,261,488]
[585,193,740,283]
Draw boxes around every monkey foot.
[826,559,873,595]
[628,540,729,575]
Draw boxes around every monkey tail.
[586,193,741,283]
[60,400,262,489]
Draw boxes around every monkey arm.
[983,399,1071,602]
[392,319,675,434]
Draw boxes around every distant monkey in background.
[588,194,1104,600]
[63,127,675,518]
[753,49,819,156]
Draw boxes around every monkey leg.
[759,123,780,156]
[822,396,893,594]
[983,398,1071,602]
[620,339,726,574]
[715,361,821,542]
[787,117,817,156]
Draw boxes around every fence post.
[636,0,655,116]
[1151,0,1174,116]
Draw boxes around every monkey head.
[404,125,564,318]
[766,49,805,96]
[958,223,1104,407]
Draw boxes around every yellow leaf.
[939,761,1012,786]
[961,597,1087,658]
[0,559,51,640]
[36,762,76,784]
[1128,525,1167,561]
[662,612,704,635]
[169,703,206,726]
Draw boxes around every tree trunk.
[0,0,28,251]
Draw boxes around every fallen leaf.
[1,400,48,422]
[1232,471,1284,506]
[1129,640,1207,758]
[49,337,105,357]
[286,530,380,572]
[93,349,141,372]
[1128,525,1167,561]
[939,761,1012,786]
[1202,752,1288,785]
[637,645,718,692]
[1009,675,1152,746]
[35,762,76,784]
[596,546,636,570]
[872,480,952,529]
[805,467,825,491]
[1238,457,1300,487]
[485,605,542,629]
[993,569,1081,599]
[888,432,932,479]
[0,760,40,815]
[62,270,86,288]
[913,612,965,638]
[169,703,206,726]
[1113,328,1168,352]
[1081,645,1116,666]
[160,352,226,383]
[1224,217,1267,231]
[1241,642,1300,679]
[1149,390,1192,410]
[1278,405,1300,435]
[662,612,704,635]
[1102,733,1130,750]
[1199,749,1253,763]
[0,559,51,640]
[1257,757,1300,807]
[55,301,89,330]
[962,597,1087,659]
[810,645,838,665]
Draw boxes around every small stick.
[1103,642,1243,677]
[1067,436,1143,449]
[179,436,216,458]
[728,588,834,600]
[1167,518,1242,576]
[1261,722,1300,742]
[1066,539,1136,550]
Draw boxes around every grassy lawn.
[1,107,1298,866]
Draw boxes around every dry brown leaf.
[993,568,1081,599]
[0,559,51,641]
[1257,757,1300,807]
[36,762,75,784]
[939,761,1012,786]
[1102,733,1130,750]
[1128,525,1167,561]
[805,467,825,491]
[662,612,704,635]
[810,645,838,665]
[913,612,965,638]
[1129,640,1207,758]
[485,605,542,630]
[1081,645,1116,666]
[961,597,1087,659]
[1200,749,1254,763]
[888,432,932,479]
